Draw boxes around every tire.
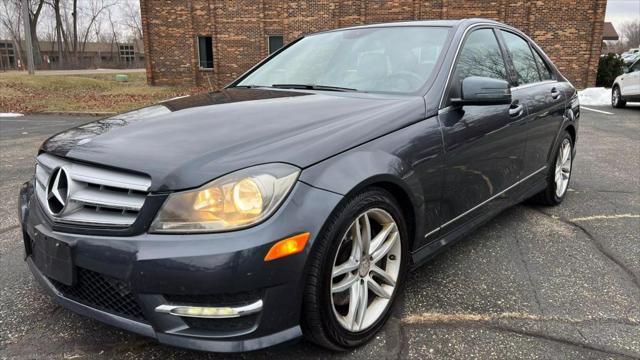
[530,131,573,206]
[301,188,409,350]
[612,86,626,108]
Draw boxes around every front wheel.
[302,188,409,350]
[612,86,626,108]
[530,132,573,206]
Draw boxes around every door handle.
[509,103,524,117]
[551,88,562,100]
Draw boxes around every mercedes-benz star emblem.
[46,167,69,215]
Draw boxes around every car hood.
[42,88,425,191]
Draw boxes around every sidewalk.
[0,68,145,76]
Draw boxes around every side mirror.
[451,76,512,106]
[623,66,630,73]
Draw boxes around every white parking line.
[570,214,639,222]
[581,107,614,115]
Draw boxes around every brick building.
[140,0,607,89]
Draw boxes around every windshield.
[236,26,451,94]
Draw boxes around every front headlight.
[150,163,299,233]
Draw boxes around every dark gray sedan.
[18,18,578,352]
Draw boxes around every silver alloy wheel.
[330,208,401,332]
[612,88,619,106]
[555,138,572,198]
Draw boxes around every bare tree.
[79,0,117,55]
[51,0,69,67]
[0,1,24,68]
[29,0,45,65]
[72,0,78,64]
[619,20,640,49]
[2,0,138,69]
[122,0,142,41]
[106,8,120,65]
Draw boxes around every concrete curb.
[39,111,116,117]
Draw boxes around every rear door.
[498,30,566,177]
[437,27,527,230]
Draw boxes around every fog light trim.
[155,299,263,319]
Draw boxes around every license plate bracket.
[33,233,75,286]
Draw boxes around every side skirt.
[410,173,547,269]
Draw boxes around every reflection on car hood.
[42,88,425,191]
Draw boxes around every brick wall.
[140,0,606,89]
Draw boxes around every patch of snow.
[0,113,24,118]
[578,87,611,106]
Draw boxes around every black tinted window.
[531,48,553,80]
[268,35,284,54]
[500,31,540,85]
[454,28,508,82]
[198,36,213,69]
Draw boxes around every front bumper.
[18,180,343,352]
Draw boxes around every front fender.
[299,149,426,252]
[298,116,444,252]
[300,150,422,199]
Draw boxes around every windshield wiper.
[233,85,269,89]
[271,84,357,92]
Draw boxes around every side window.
[500,31,540,85]
[531,48,553,80]
[455,28,508,81]
[449,28,508,100]
[631,61,640,72]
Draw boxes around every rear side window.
[500,31,540,85]
[531,49,553,80]
[454,28,509,82]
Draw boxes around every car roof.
[313,18,503,34]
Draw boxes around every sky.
[605,0,640,30]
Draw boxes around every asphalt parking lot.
[0,104,639,359]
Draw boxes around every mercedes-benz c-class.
[18,19,579,352]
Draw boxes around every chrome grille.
[34,153,151,227]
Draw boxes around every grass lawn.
[0,73,202,114]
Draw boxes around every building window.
[268,35,284,54]
[198,36,214,69]
[119,44,135,65]
[0,42,16,69]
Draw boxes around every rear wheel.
[612,86,626,108]
[302,188,408,350]
[530,132,573,206]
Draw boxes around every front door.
[438,27,527,231]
